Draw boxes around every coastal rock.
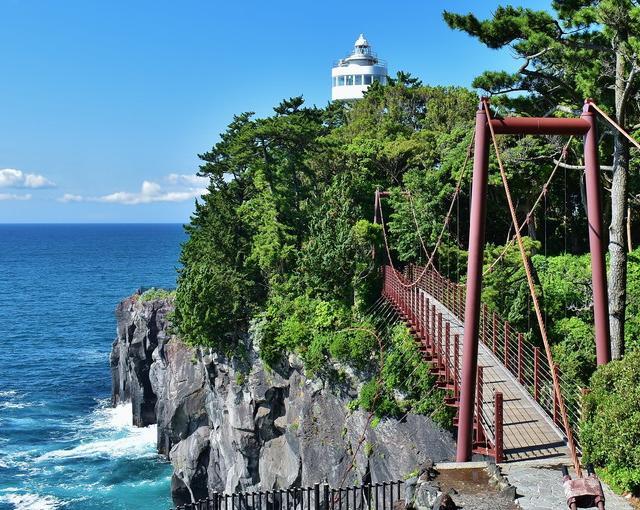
[110,295,457,507]
[110,293,172,426]
[170,425,211,503]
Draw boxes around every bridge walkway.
[383,265,577,463]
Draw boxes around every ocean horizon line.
[0,222,186,225]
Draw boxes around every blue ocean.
[0,224,186,510]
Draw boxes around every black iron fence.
[173,481,404,510]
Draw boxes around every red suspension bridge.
[374,98,628,482]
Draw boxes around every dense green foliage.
[173,80,477,424]
[174,26,640,480]
[582,350,640,493]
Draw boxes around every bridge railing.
[382,266,503,461]
[385,264,583,451]
[172,481,404,510]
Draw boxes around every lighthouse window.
[364,75,373,85]
[354,75,362,85]
[337,76,345,86]
[373,75,381,83]
[346,75,354,86]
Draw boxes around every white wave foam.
[38,427,157,461]
[0,390,18,398]
[0,492,63,510]
[37,403,158,462]
[89,401,135,431]
[0,401,36,410]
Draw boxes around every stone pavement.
[500,459,634,509]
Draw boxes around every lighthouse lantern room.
[331,34,388,101]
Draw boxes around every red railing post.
[445,322,451,382]
[438,313,443,366]
[425,297,431,347]
[431,304,437,357]
[533,347,540,401]
[476,366,485,444]
[517,333,524,384]
[481,304,487,345]
[494,392,504,463]
[418,291,424,339]
[503,322,510,370]
[553,363,561,426]
[410,287,415,323]
[492,313,498,354]
[454,334,460,398]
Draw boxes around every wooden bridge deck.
[419,289,568,462]
[382,277,569,463]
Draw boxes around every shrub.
[139,287,175,302]
[354,324,453,427]
[257,294,377,372]
[581,350,640,495]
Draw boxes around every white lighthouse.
[331,34,388,101]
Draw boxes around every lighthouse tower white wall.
[331,34,387,101]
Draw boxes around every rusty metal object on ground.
[562,465,605,509]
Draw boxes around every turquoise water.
[0,224,185,510]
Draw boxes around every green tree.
[444,1,640,359]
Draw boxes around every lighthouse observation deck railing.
[383,264,584,454]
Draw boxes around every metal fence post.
[445,322,451,382]
[495,392,504,463]
[476,365,485,444]
[553,364,560,426]
[425,297,431,346]
[517,333,524,384]
[492,313,497,353]
[454,334,460,398]
[314,484,320,510]
[323,484,329,510]
[437,313,443,366]
[503,322,509,369]
[533,347,540,401]
[431,304,437,357]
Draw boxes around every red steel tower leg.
[456,102,490,462]
[582,102,612,365]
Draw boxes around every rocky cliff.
[110,294,457,506]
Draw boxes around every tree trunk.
[627,206,633,253]
[608,45,630,360]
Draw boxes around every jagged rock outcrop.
[110,294,172,426]
[110,295,457,506]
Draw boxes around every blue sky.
[0,0,550,223]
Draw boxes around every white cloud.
[0,168,55,188]
[166,173,209,187]
[58,174,209,205]
[58,193,84,203]
[0,193,32,201]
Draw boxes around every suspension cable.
[484,137,573,275]
[587,100,640,151]
[483,100,582,477]
[377,135,474,288]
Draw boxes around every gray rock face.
[110,294,172,427]
[110,296,457,507]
